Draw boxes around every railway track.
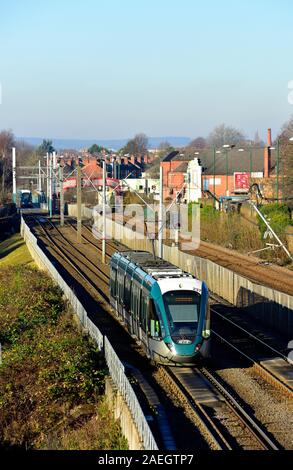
[24,214,290,449]
[101,214,293,397]
[48,216,293,398]
[68,216,293,395]
[159,366,280,450]
[111,212,293,296]
[23,215,202,449]
[27,216,110,304]
[210,304,293,398]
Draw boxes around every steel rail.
[199,367,280,450]
[211,307,290,363]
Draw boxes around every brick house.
[160,129,278,201]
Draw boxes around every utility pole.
[77,163,82,243]
[158,164,164,258]
[12,147,16,204]
[225,149,229,194]
[46,153,49,208]
[276,139,280,201]
[102,160,106,263]
[49,154,53,218]
[52,151,57,213]
[38,160,42,192]
[249,148,253,177]
[213,146,216,206]
[59,160,64,227]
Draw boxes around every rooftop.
[161,148,277,176]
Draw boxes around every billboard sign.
[234,172,249,192]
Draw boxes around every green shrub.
[0,265,125,450]
[0,266,63,345]
[257,203,292,239]
[200,204,220,220]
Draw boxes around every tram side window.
[110,267,117,298]
[130,282,135,314]
[139,293,148,332]
[148,300,161,338]
[131,282,140,318]
[117,270,125,303]
[124,275,131,311]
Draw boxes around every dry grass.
[0,233,34,267]
[199,205,291,265]
[50,400,127,450]
[200,210,263,253]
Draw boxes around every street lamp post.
[250,148,253,176]
[223,144,230,194]
[12,147,16,203]
[213,147,216,203]
[276,139,280,201]
[222,144,236,195]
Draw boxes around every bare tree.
[207,124,245,148]
[278,115,293,204]
[0,129,16,199]
[188,137,207,149]
[16,140,36,166]
[121,133,149,155]
[278,115,293,140]
[158,141,172,151]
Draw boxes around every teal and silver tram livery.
[109,251,211,365]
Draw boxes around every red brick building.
[160,129,277,201]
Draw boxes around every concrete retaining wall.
[105,379,143,450]
[68,204,293,339]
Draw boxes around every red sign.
[234,172,249,191]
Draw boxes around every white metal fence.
[21,217,158,450]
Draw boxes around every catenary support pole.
[213,146,216,207]
[59,161,64,227]
[38,160,42,192]
[158,164,163,258]
[77,164,82,243]
[102,160,106,263]
[52,151,56,213]
[49,155,53,217]
[46,153,49,207]
[276,139,280,201]
[12,147,16,204]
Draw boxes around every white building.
[186,158,202,202]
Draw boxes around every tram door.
[139,291,149,348]
[131,282,140,338]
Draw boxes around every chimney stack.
[267,128,272,147]
[264,128,272,178]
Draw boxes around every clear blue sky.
[0,0,292,141]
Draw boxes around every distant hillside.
[16,136,191,151]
